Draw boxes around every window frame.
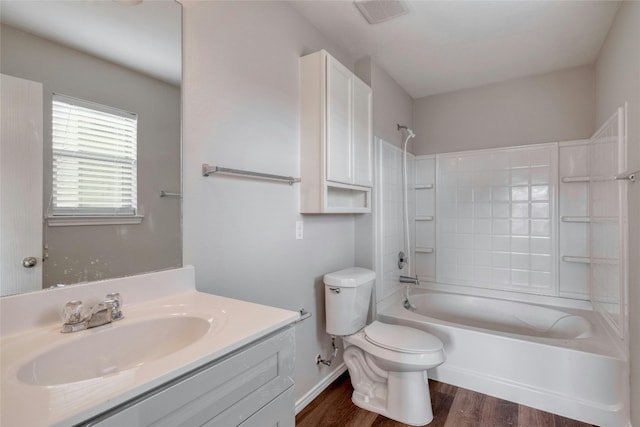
[47,93,142,226]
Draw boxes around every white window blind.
[52,94,137,216]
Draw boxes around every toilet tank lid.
[324,267,376,287]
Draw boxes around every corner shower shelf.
[590,258,620,265]
[415,216,434,221]
[415,247,434,254]
[160,190,181,198]
[561,216,590,223]
[560,256,618,265]
[591,216,620,223]
[561,176,590,183]
[562,256,590,264]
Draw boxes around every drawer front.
[236,387,294,427]
[86,326,294,427]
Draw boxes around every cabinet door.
[352,77,372,187]
[325,55,353,184]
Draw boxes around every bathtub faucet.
[399,275,420,285]
[400,276,419,310]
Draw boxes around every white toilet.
[324,267,445,426]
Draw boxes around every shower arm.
[397,124,415,138]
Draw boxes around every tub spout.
[400,275,418,310]
[400,275,419,285]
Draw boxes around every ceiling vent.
[354,0,409,24]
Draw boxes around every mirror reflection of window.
[51,94,138,218]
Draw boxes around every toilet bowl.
[343,321,444,425]
[324,267,445,426]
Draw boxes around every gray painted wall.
[412,65,596,155]
[181,0,360,404]
[372,60,414,149]
[354,57,414,315]
[357,57,415,150]
[595,2,640,424]
[0,24,182,287]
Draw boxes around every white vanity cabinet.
[300,50,372,213]
[83,326,295,427]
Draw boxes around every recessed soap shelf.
[415,247,434,254]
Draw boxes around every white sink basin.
[1,279,299,427]
[17,316,211,386]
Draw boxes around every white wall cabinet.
[300,50,372,213]
[82,326,295,427]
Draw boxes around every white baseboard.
[295,363,348,415]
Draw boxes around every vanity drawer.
[85,326,295,427]
[236,387,294,427]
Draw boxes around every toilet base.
[351,370,434,426]
[344,345,435,426]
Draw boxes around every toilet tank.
[324,267,376,336]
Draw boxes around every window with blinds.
[51,94,137,217]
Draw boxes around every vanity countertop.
[0,268,299,427]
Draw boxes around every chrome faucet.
[400,276,419,310]
[61,293,123,333]
[399,275,420,285]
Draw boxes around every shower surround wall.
[588,107,629,340]
[408,116,628,314]
[375,138,415,303]
[408,142,596,304]
[371,139,608,312]
[436,144,558,296]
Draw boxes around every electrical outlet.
[296,220,303,239]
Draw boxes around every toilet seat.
[343,322,445,372]
[364,321,442,354]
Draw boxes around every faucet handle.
[106,292,121,304]
[62,300,87,325]
[105,293,123,321]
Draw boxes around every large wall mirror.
[0,0,182,296]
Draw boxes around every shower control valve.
[398,251,406,269]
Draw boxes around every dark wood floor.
[296,373,595,427]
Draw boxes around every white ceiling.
[0,0,181,86]
[1,1,620,96]
[290,0,621,98]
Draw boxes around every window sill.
[46,215,144,227]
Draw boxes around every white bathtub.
[378,289,628,427]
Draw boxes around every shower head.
[397,124,415,138]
